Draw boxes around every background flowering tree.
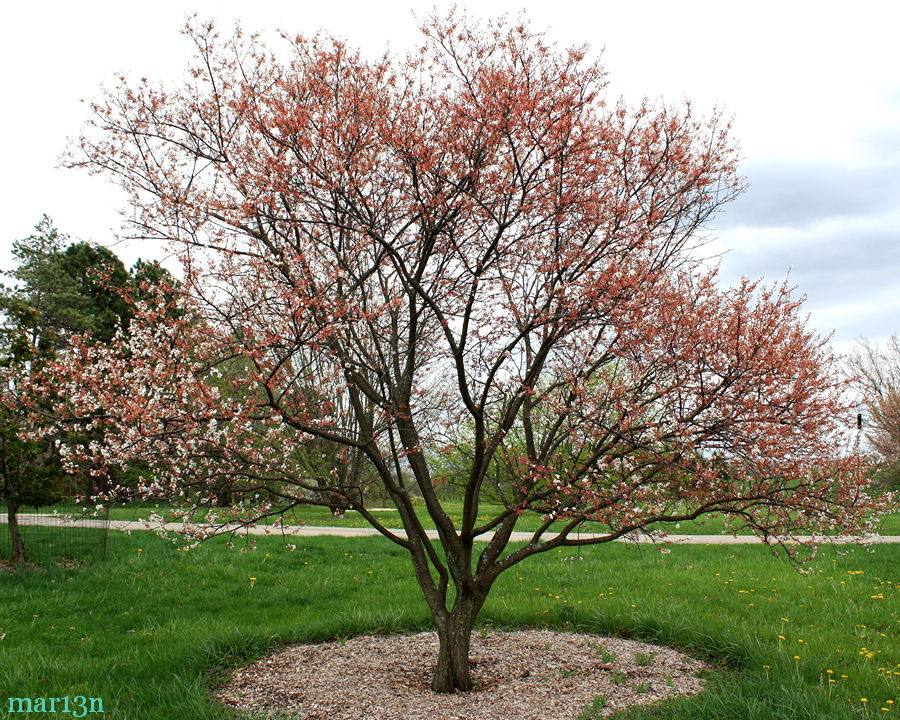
[39,14,887,691]
[0,218,172,561]
[846,335,900,489]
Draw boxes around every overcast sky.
[2,0,898,354]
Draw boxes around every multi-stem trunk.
[431,588,485,693]
[7,502,25,563]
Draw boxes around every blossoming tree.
[847,335,900,488]
[39,14,885,691]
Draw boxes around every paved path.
[5,513,899,545]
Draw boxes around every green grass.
[0,527,897,719]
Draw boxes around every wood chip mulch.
[216,630,709,719]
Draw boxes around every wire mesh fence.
[0,504,109,563]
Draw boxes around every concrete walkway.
[6,513,900,545]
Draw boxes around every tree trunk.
[7,503,25,563]
[431,591,484,693]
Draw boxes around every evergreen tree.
[0,217,174,560]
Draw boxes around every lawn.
[0,528,897,719]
